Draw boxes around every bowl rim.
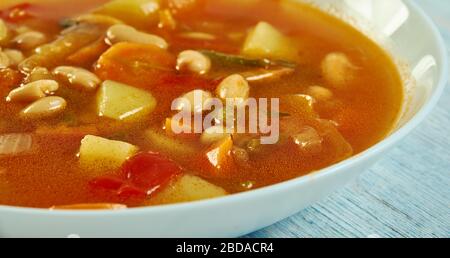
[0,0,448,217]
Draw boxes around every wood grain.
[247,0,450,238]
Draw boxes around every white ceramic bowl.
[0,0,447,238]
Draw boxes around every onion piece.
[0,133,33,155]
[241,67,295,82]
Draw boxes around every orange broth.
[0,0,403,208]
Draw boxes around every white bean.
[14,26,31,35]
[20,96,66,119]
[173,89,213,114]
[306,85,333,101]
[0,19,8,42]
[75,14,124,26]
[6,80,59,102]
[53,66,101,91]
[3,49,24,66]
[0,51,10,69]
[13,31,47,50]
[176,50,211,75]
[210,107,235,128]
[32,79,59,93]
[321,52,355,89]
[216,74,250,104]
[179,32,216,41]
[7,84,44,102]
[25,67,52,83]
[106,24,168,49]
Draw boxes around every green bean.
[200,50,297,69]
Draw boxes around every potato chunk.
[97,80,157,122]
[242,21,297,60]
[95,0,161,28]
[149,175,227,204]
[79,135,138,172]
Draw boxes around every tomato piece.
[89,176,124,191]
[89,152,182,203]
[123,152,182,192]
[0,3,33,22]
[117,184,147,199]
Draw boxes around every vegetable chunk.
[242,22,297,60]
[95,0,161,28]
[149,175,227,204]
[200,136,237,178]
[97,80,157,122]
[89,152,182,202]
[79,135,138,172]
[95,42,176,90]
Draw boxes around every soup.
[0,0,403,209]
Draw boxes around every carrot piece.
[35,124,99,140]
[199,136,236,178]
[67,38,110,66]
[164,117,198,139]
[95,42,176,90]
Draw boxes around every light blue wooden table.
[248,0,450,238]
